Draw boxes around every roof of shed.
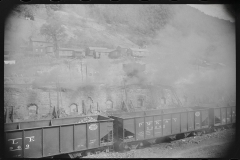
[59,48,84,51]
[88,47,115,52]
[129,48,149,52]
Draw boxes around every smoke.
[70,83,97,102]
[31,59,112,103]
[32,68,60,88]
[123,62,146,85]
[141,5,236,104]
[5,5,236,108]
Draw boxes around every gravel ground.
[84,127,237,158]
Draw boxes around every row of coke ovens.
[4,105,236,158]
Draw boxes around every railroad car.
[110,107,207,150]
[5,115,114,158]
[4,105,235,158]
[208,106,236,129]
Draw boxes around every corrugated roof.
[89,47,108,50]
[72,48,85,52]
[99,49,115,52]
[88,47,114,52]
[59,48,74,51]
[59,48,84,52]
[129,48,149,52]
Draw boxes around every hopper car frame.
[4,105,236,158]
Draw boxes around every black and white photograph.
[4,4,236,158]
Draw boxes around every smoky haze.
[142,5,235,105]
[5,4,236,107]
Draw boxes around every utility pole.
[49,92,51,114]
[69,58,76,71]
[81,60,83,82]
[60,91,63,109]
[97,102,100,112]
[5,106,14,123]
[56,80,60,118]
[82,100,86,115]
[86,65,88,81]
[123,79,130,112]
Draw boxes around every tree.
[40,13,67,57]
[45,4,62,17]
[12,4,41,20]
[135,5,173,37]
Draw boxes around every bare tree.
[40,12,67,58]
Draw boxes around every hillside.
[5,4,235,87]
[5,4,235,92]
[5,5,139,48]
[5,5,234,50]
[4,4,235,121]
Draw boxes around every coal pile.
[77,117,97,123]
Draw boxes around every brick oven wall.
[4,84,178,122]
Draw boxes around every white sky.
[188,4,234,22]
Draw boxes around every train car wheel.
[209,126,214,132]
[130,144,138,150]
[114,141,123,151]
[202,130,206,134]
[214,127,221,132]
[148,139,156,145]
[86,151,92,156]
[119,142,130,151]
[68,152,83,158]
[95,151,101,155]
[124,144,130,150]
[131,142,142,150]
[196,131,203,136]
[184,132,191,138]
[105,147,110,153]
[109,145,114,152]
[169,135,176,140]
[119,142,126,151]
[227,124,233,129]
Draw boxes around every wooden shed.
[95,48,115,59]
[108,46,129,59]
[58,48,85,58]
[46,46,54,55]
[85,47,110,59]
[73,48,85,59]
[30,38,53,55]
[127,48,149,58]
[58,48,74,57]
